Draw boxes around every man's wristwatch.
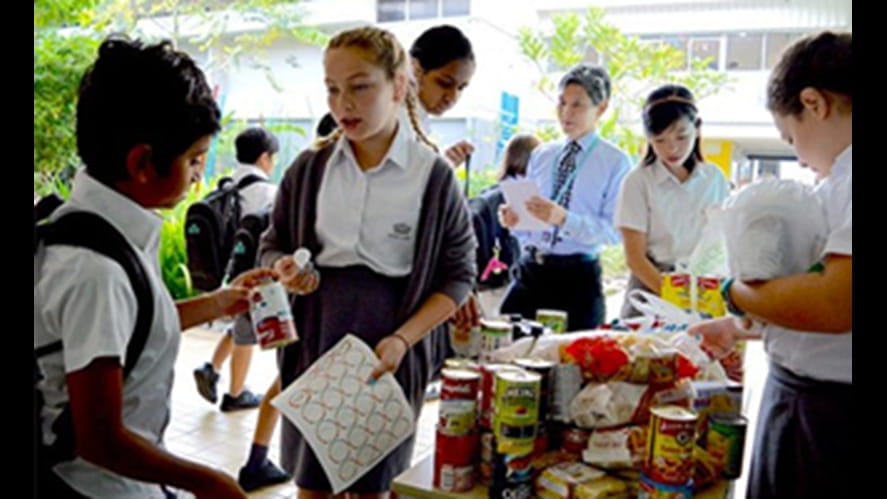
[720,277,745,317]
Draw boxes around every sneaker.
[221,389,262,412]
[238,459,292,492]
[193,363,219,404]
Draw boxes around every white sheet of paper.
[271,334,416,494]
[500,179,549,231]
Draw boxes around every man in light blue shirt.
[499,64,631,330]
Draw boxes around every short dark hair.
[235,127,279,164]
[409,25,474,71]
[767,31,852,116]
[558,64,611,105]
[76,36,221,185]
[641,84,704,172]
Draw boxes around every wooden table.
[392,454,732,498]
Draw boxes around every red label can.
[434,429,478,492]
[441,368,481,401]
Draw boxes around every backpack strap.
[37,212,154,378]
[235,174,268,191]
[35,212,155,465]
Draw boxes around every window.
[409,0,436,19]
[726,33,763,70]
[765,32,803,68]
[377,0,470,22]
[442,0,470,16]
[662,35,689,70]
[690,38,720,70]
[378,0,406,22]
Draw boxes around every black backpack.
[34,199,154,484]
[468,185,521,290]
[184,175,267,291]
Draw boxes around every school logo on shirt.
[389,222,412,241]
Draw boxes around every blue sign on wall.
[496,91,519,162]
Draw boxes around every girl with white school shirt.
[690,31,851,498]
[615,84,730,318]
[257,26,475,498]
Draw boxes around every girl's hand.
[215,268,279,317]
[273,256,320,295]
[498,205,519,228]
[368,334,410,382]
[444,140,475,167]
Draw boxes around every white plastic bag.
[626,289,702,326]
[722,179,829,280]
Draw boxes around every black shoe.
[221,389,262,412]
[238,459,292,492]
[193,363,219,404]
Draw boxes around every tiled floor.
[166,324,439,498]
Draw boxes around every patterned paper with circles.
[271,334,416,493]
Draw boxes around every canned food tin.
[645,406,697,485]
[249,281,298,350]
[441,368,481,401]
[479,319,512,363]
[493,369,541,454]
[514,358,555,423]
[479,364,520,429]
[707,412,748,480]
[536,309,568,334]
[438,399,477,436]
[434,430,478,492]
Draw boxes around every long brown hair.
[497,134,540,181]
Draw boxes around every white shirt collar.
[66,169,163,252]
[234,163,270,180]
[331,120,409,172]
[832,144,852,177]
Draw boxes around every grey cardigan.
[258,142,477,388]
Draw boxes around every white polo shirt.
[764,145,852,383]
[231,163,277,216]
[615,161,730,266]
[315,120,437,277]
[34,170,181,498]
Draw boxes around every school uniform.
[614,160,730,317]
[500,130,631,330]
[258,120,476,492]
[748,145,852,499]
[34,170,180,498]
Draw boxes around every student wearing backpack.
[33,36,275,498]
[193,127,279,413]
[466,134,540,318]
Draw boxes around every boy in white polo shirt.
[34,36,274,498]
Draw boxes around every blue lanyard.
[549,135,600,204]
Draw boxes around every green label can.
[492,369,541,454]
[536,309,568,334]
[707,412,748,480]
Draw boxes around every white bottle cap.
[293,247,312,269]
